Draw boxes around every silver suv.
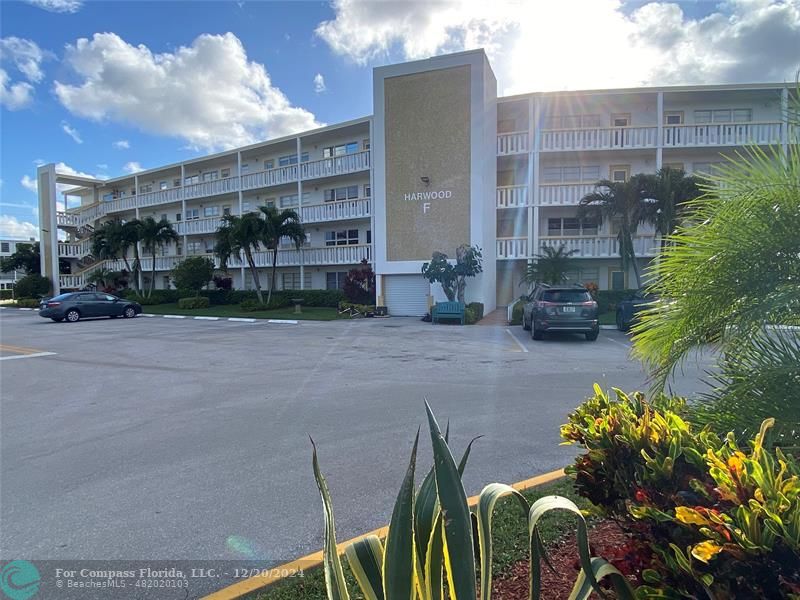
[522,284,599,341]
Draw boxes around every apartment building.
[0,238,33,291]
[38,49,797,315]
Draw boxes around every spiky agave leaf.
[345,535,385,600]
[568,557,635,600]
[311,438,350,600]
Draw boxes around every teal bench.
[432,301,465,325]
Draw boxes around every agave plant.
[312,402,634,600]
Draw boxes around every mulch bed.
[492,519,631,599]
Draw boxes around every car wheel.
[616,310,628,332]
[532,328,544,340]
[51,317,63,322]
[586,330,599,341]
[65,309,80,323]
[123,306,137,318]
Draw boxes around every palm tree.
[259,206,306,305]
[86,267,114,290]
[215,213,266,303]
[639,167,702,251]
[138,217,178,298]
[578,176,648,289]
[523,244,578,286]
[91,219,140,293]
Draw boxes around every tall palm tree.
[578,176,648,289]
[215,213,266,303]
[259,206,306,305]
[138,217,178,298]
[91,219,140,293]
[523,244,578,286]
[639,167,702,251]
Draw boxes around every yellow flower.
[691,541,723,563]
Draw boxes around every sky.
[1,0,799,239]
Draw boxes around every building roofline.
[498,81,792,102]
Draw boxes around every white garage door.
[384,275,430,316]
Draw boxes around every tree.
[260,206,306,306]
[91,219,141,293]
[578,177,648,289]
[524,244,578,286]
[13,273,50,298]
[638,167,702,251]
[215,213,266,303]
[171,257,214,297]
[86,267,114,291]
[0,242,70,276]
[633,94,800,436]
[139,217,178,298]
[343,259,375,304]
[421,244,483,303]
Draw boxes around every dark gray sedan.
[39,292,142,322]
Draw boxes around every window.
[541,165,601,183]
[201,171,219,182]
[610,270,626,290]
[160,245,170,257]
[323,185,359,202]
[159,181,168,190]
[541,289,592,303]
[175,213,182,222]
[130,188,136,195]
[325,229,359,246]
[186,241,201,255]
[221,168,230,178]
[278,152,310,166]
[692,162,723,175]
[160,214,168,222]
[1,242,9,252]
[663,162,684,172]
[242,202,251,212]
[264,160,274,170]
[176,244,183,256]
[664,111,684,125]
[323,142,359,158]
[562,218,580,235]
[364,184,371,197]
[173,178,181,187]
[163,276,170,289]
[694,108,752,123]
[140,184,153,193]
[326,271,348,290]
[610,164,630,182]
[366,230,371,244]
[186,208,200,220]
[543,114,601,129]
[223,205,231,216]
[241,163,249,174]
[279,193,309,208]
[547,218,598,236]
[184,175,200,185]
[282,272,312,290]
[363,139,370,150]
[611,113,631,127]
[204,206,220,218]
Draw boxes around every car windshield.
[49,293,74,301]
[542,290,592,303]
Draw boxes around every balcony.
[538,183,596,206]
[241,165,298,191]
[58,202,107,227]
[540,126,657,152]
[300,150,371,180]
[497,131,529,155]
[662,122,783,147]
[496,185,529,208]
[301,198,371,223]
[540,235,658,258]
[58,239,92,257]
[175,217,224,236]
[137,187,183,208]
[59,274,85,289]
[497,237,528,259]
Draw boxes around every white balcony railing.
[662,122,783,147]
[540,235,658,258]
[59,274,85,289]
[58,239,92,257]
[497,237,528,259]
[300,150,371,180]
[175,217,225,236]
[240,165,299,190]
[58,202,107,227]
[137,187,183,208]
[538,183,596,206]
[496,185,529,208]
[183,177,240,201]
[497,132,529,155]
[540,126,658,152]
[301,198,371,223]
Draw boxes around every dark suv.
[522,284,599,341]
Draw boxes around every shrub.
[239,298,289,311]
[0,289,12,300]
[561,387,800,598]
[177,296,210,309]
[464,305,479,325]
[14,274,50,299]
[171,257,214,295]
[342,259,376,304]
[212,274,233,290]
[467,301,484,320]
[510,300,525,325]
[595,289,637,314]
[14,298,41,308]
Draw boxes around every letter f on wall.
[423,202,431,214]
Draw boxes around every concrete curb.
[140,313,299,325]
[201,468,566,600]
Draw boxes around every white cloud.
[0,215,39,240]
[112,139,130,149]
[24,0,82,13]
[20,175,37,193]
[97,163,108,170]
[55,32,323,151]
[316,0,800,93]
[313,72,327,93]
[123,161,143,174]
[0,37,46,109]
[61,121,83,144]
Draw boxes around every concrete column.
[781,87,789,159]
[236,153,244,287]
[656,91,664,170]
[37,164,60,295]
[180,165,187,260]
[531,97,541,261]
[135,175,143,291]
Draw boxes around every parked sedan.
[39,292,142,322]
[616,290,657,332]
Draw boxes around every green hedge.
[464,302,485,325]
[14,298,41,308]
[0,289,12,300]
[117,288,344,307]
[510,300,525,325]
[177,296,210,309]
[14,274,50,299]
[240,298,291,311]
[595,289,638,314]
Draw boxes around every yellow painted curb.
[202,467,566,600]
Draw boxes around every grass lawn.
[141,304,344,321]
[255,477,591,600]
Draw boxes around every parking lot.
[0,308,712,596]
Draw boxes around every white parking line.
[140,314,157,317]
[163,315,186,319]
[0,352,56,361]
[228,317,256,323]
[194,316,220,321]
[505,327,529,353]
[18,308,33,311]
[268,319,298,324]
[604,335,631,348]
